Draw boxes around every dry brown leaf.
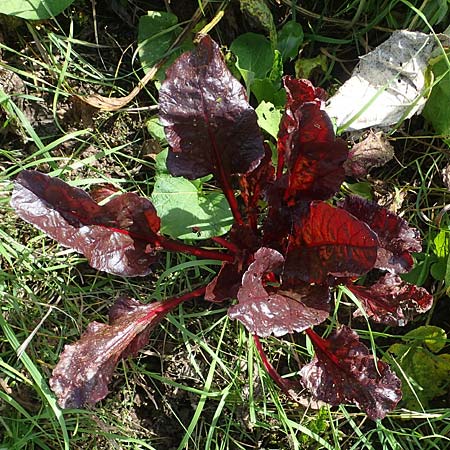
[344,130,394,177]
[75,67,159,111]
[442,163,450,191]
[74,3,212,112]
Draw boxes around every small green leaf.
[431,230,450,285]
[423,54,450,138]
[251,78,286,106]
[151,174,233,240]
[403,326,446,353]
[387,325,450,409]
[400,252,435,286]
[295,54,328,80]
[342,182,373,200]
[230,33,274,89]
[138,11,193,80]
[155,148,169,174]
[277,21,303,61]
[1,0,75,19]
[146,117,166,142]
[255,101,281,139]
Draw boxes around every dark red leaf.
[276,77,347,202]
[239,145,275,230]
[50,297,167,408]
[159,35,264,180]
[205,261,243,303]
[11,170,160,276]
[50,287,205,408]
[283,138,348,203]
[277,78,329,168]
[205,223,261,302]
[284,202,378,284]
[228,247,330,337]
[340,196,421,273]
[348,274,433,326]
[301,326,402,420]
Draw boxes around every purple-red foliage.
[340,195,421,273]
[11,170,161,277]
[348,274,433,326]
[10,35,433,419]
[302,326,402,421]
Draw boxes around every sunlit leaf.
[302,326,402,420]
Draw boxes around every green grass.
[2,0,450,448]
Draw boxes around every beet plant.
[10,35,433,420]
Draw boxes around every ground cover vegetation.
[1,1,450,449]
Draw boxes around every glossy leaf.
[301,326,402,420]
[284,202,378,284]
[349,274,433,326]
[229,247,330,337]
[50,297,168,408]
[205,261,243,303]
[340,196,421,273]
[239,146,275,229]
[11,170,160,276]
[50,286,205,409]
[159,34,264,180]
[205,223,261,302]
[277,77,348,201]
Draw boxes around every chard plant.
[10,35,433,420]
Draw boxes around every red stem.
[158,236,234,263]
[142,285,207,323]
[276,152,284,181]
[219,174,244,226]
[210,236,239,254]
[305,328,340,366]
[253,335,293,394]
[204,122,244,226]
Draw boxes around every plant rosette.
[11,35,433,420]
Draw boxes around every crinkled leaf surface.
[301,326,402,420]
[50,297,166,408]
[229,247,330,337]
[11,170,160,276]
[239,146,275,229]
[349,274,433,326]
[159,34,264,180]
[340,196,421,273]
[151,173,233,239]
[284,202,378,284]
[276,77,347,202]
